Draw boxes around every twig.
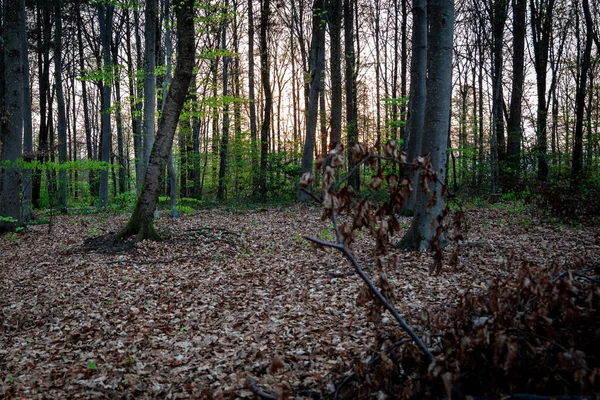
[305,209,434,363]
[249,379,277,400]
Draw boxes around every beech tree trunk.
[142,0,157,174]
[506,0,526,182]
[217,0,230,201]
[297,0,326,201]
[117,0,195,241]
[344,0,359,191]
[328,0,342,146]
[98,3,114,208]
[20,0,33,222]
[404,0,427,212]
[400,0,454,251]
[0,0,23,233]
[54,0,68,212]
[571,0,593,183]
[259,0,272,197]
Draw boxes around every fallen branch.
[249,379,277,400]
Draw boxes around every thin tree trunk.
[217,0,230,200]
[297,0,326,201]
[506,0,526,184]
[20,0,33,222]
[328,0,342,146]
[98,3,114,208]
[571,0,593,182]
[344,0,359,191]
[143,0,157,173]
[259,0,272,197]
[112,30,127,194]
[117,0,194,241]
[248,0,259,194]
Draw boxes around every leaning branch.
[305,209,434,363]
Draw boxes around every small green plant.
[177,205,194,215]
[7,376,15,383]
[319,226,335,241]
[127,356,136,364]
[4,232,18,242]
[87,361,97,370]
[292,233,307,245]
[0,215,18,224]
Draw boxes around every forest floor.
[1,202,599,399]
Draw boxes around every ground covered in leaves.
[1,203,599,399]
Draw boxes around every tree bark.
[142,0,157,174]
[344,0,359,191]
[112,29,127,195]
[400,0,454,251]
[571,0,593,183]
[404,0,427,212]
[259,0,272,197]
[117,0,195,241]
[77,4,96,199]
[297,0,326,201]
[328,0,342,146]
[217,0,230,200]
[530,0,555,182]
[248,0,259,194]
[0,0,23,233]
[20,0,33,222]
[506,0,526,183]
[98,3,114,208]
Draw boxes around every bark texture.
[400,0,454,251]
[0,0,23,233]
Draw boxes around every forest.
[1,0,600,398]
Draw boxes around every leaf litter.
[1,205,598,398]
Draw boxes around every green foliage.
[0,215,18,224]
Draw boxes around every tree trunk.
[0,0,23,233]
[571,0,593,183]
[54,0,68,212]
[344,0,359,191]
[259,0,272,197]
[217,0,230,200]
[404,0,427,212]
[142,0,157,173]
[20,0,33,222]
[530,0,555,182]
[506,0,526,183]
[328,0,342,146]
[117,0,194,241]
[490,0,508,181]
[248,0,259,195]
[297,0,326,201]
[191,75,202,198]
[98,3,114,208]
[77,4,96,199]
[400,0,454,251]
[112,30,127,195]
